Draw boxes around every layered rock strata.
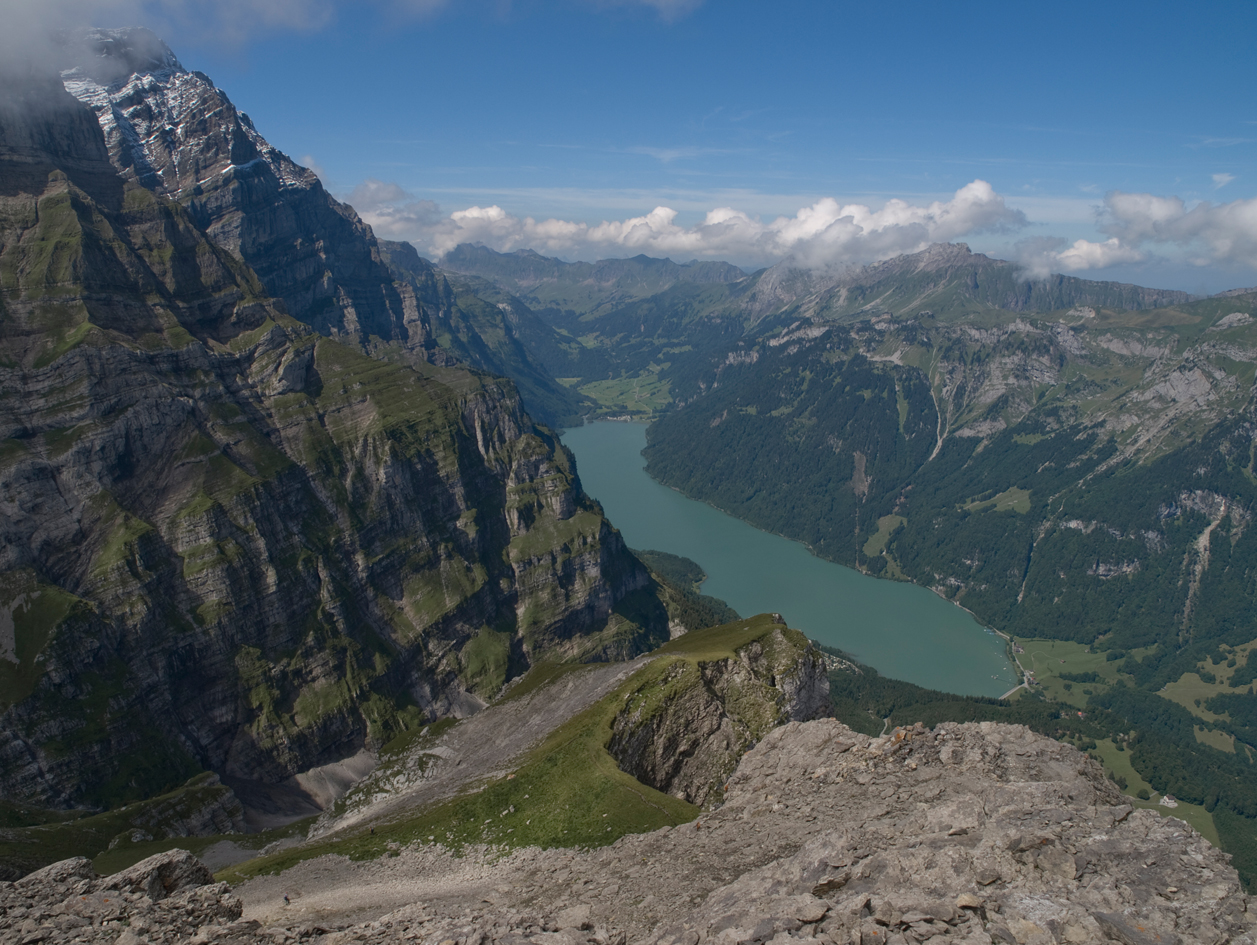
[609,618,830,805]
[9,721,1252,944]
[57,29,582,426]
[58,28,413,343]
[0,74,662,817]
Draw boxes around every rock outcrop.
[4,851,244,944]
[609,617,829,805]
[58,27,412,344]
[0,68,664,821]
[9,721,1252,944]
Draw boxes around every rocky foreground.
[6,720,1254,945]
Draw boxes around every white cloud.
[380,0,706,21]
[1011,189,1257,276]
[1056,238,1145,270]
[1104,191,1257,268]
[1213,172,1237,189]
[0,0,335,65]
[352,181,443,239]
[380,0,450,17]
[628,146,727,164]
[357,179,1026,268]
[300,154,329,182]
[1012,236,1145,277]
[349,178,414,210]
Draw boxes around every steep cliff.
[0,72,664,815]
[57,28,408,343]
[608,614,830,805]
[57,29,582,427]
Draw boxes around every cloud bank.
[358,177,1257,277]
[1015,191,1257,277]
[358,179,1027,270]
[0,0,336,67]
[0,0,699,67]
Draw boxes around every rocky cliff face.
[56,29,582,427]
[609,616,829,806]
[0,71,663,814]
[58,28,410,343]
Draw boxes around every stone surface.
[3,850,243,945]
[10,722,1239,944]
[608,621,830,805]
[102,850,215,902]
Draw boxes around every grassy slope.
[1000,640,1233,848]
[218,615,787,883]
[0,774,265,880]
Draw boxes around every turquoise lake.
[561,421,1019,698]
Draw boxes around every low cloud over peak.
[1014,190,1257,277]
[355,179,1027,270]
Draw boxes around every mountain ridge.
[56,27,583,426]
[0,60,665,828]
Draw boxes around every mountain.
[376,239,590,425]
[449,240,1257,867]
[444,243,1196,420]
[57,28,582,427]
[0,63,666,826]
[58,28,408,342]
[441,243,748,318]
[640,283,1257,871]
[746,242,1193,323]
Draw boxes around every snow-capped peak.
[60,27,183,89]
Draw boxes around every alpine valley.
[2,25,1257,945]
[443,237,1257,885]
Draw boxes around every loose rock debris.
[6,721,1254,944]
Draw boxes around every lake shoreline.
[562,420,1019,698]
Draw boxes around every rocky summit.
[7,720,1252,944]
[55,28,583,427]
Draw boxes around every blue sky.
[70,0,1257,289]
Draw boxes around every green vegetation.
[965,486,1031,515]
[633,548,740,631]
[460,625,512,696]
[508,509,603,562]
[221,615,790,882]
[578,370,672,418]
[862,514,906,560]
[0,772,261,881]
[0,572,82,710]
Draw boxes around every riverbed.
[561,421,1018,698]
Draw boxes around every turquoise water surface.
[561,421,1018,698]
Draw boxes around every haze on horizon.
[8,0,1256,293]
